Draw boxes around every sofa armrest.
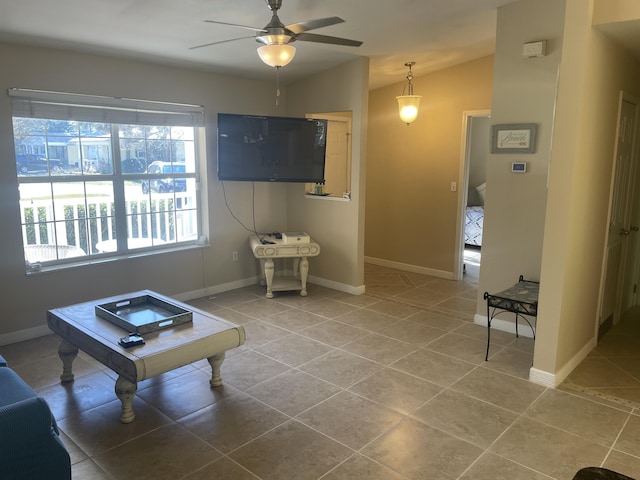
[0,396,71,480]
[0,396,59,441]
[0,354,7,367]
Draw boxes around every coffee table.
[47,290,246,423]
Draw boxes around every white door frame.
[455,110,491,280]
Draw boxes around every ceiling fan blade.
[286,16,344,34]
[204,20,266,33]
[189,36,256,50]
[296,32,362,47]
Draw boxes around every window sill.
[25,241,208,276]
[305,193,351,202]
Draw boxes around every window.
[10,89,205,270]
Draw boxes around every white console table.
[249,235,320,298]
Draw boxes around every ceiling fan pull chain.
[275,66,281,106]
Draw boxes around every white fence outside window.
[20,193,196,263]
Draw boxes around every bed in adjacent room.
[465,205,484,247]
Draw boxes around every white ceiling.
[0,0,523,90]
[2,0,639,91]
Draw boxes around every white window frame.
[9,88,206,272]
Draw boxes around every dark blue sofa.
[0,354,71,479]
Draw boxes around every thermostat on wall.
[512,162,527,173]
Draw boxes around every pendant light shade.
[396,96,421,124]
[257,44,296,68]
[396,62,422,125]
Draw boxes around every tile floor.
[2,257,640,479]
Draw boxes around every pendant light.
[396,61,422,125]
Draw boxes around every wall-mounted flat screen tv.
[217,113,328,182]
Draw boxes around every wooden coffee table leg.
[115,376,137,424]
[207,352,226,387]
[58,340,78,382]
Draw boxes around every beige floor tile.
[57,397,171,456]
[183,456,260,480]
[219,350,289,391]
[38,370,122,421]
[229,420,351,480]
[365,299,423,318]
[178,393,289,454]
[485,346,534,379]
[246,369,340,416]
[71,458,113,480]
[490,417,609,479]
[340,333,416,365]
[297,391,404,449]
[137,368,238,420]
[425,332,487,364]
[335,308,401,332]
[525,389,629,446]
[300,319,369,347]
[610,356,640,381]
[254,333,333,366]
[451,366,545,413]
[0,334,61,366]
[363,417,483,480]
[348,367,443,415]
[391,348,476,387]
[240,320,292,349]
[377,319,448,346]
[14,353,100,391]
[565,357,638,388]
[299,298,359,319]
[209,289,262,308]
[230,297,292,319]
[459,452,550,480]
[260,308,328,332]
[614,413,640,457]
[603,450,640,479]
[431,296,478,316]
[300,349,383,388]
[93,423,220,479]
[10,263,640,480]
[395,287,451,307]
[406,309,468,330]
[207,307,256,325]
[329,292,381,307]
[414,389,519,448]
[321,454,407,480]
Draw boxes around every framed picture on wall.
[491,123,537,153]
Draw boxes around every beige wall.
[0,43,367,341]
[365,56,494,275]
[285,58,369,291]
[535,0,640,379]
[478,0,564,310]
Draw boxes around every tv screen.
[217,113,328,182]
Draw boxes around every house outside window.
[9,89,205,271]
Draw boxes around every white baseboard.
[308,275,366,295]
[473,313,535,339]
[176,276,261,301]
[529,368,557,388]
[0,324,53,347]
[364,256,454,280]
[552,336,596,386]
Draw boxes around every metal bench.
[483,275,539,361]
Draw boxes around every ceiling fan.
[190,0,363,68]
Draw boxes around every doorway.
[599,93,640,337]
[457,110,491,281]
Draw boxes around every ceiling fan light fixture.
[257,44,296,67]
[396,61,422,125]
